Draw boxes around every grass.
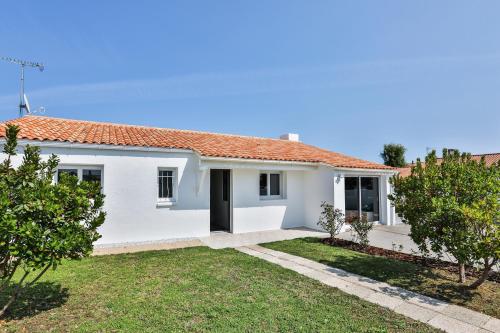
[261,237,500,318]
[0,246,439,332]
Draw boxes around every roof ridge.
[13,115,301,143]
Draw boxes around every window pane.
[361,177,379,222]
[259,173,268,196]
[270,174,280,196]
[57,169,78,182]
[159,170,174,199]
[82,169,102,184]
[160,170,172,177]
[166,175,173,198]
[344,177,359,220]
[158,177,163,198]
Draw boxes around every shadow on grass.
[0,282,69,320]
[295,237,479,305]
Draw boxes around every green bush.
[389,149,499,288]
[349,213,373,248]
[0,125,106,317]
[317,202,345,239]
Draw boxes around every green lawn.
[0,247,439,332]
[261,237,500,319]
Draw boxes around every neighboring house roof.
[396,153,500,177]
[0,115,392,170]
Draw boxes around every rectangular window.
[158,170,174,199]
[82,169,102,185]
[57,167,102,187]
[344,176,379,222]
[260,171,284,199]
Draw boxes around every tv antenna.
[1,56,45,117]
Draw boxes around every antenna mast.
[1,56,44,117]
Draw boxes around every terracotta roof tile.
[0,115,392,170]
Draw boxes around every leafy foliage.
[348,213,373,247]
[380,143,407,167]
[389,149,500,288]
[317,202,345,239]
[0,124,106,317]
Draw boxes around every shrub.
[349,213,373,248]
[317,202,345,239]
[0,125,106,317]
[389,149,499,288]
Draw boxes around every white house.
[0,116,397,246]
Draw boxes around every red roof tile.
[0,116,392,170]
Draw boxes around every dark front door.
[210,169,231,231]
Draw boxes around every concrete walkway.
[338,224,425,256]
[93,239,202,256]
[237,244,500,333]
[200,227,329,249]
[338,224,457,262]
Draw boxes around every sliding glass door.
[344,177,379,222]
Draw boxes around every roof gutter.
[198,154,319,167]
[0,139,193,154]
[326,165,397,175]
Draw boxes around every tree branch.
[0,270,30,318]
[0,260,20,294]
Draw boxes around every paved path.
[237,244,500,333]
[200,227,329,249]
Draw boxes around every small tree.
[0,125,106,317]
[389,149,499,288]
[380,144,407,167]
[317,202,345,239]
[349,213,373,248]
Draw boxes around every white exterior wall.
[1,141,396,244]
[303,166,336,230]
[4,145,211,245]
[232,169,305,233]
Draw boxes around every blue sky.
[1,1,499,163]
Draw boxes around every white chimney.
[279,133,300,142]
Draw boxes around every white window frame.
[157,167,178,206]
[56,165,104,187]
[259,171,285,200]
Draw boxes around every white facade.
[2,141,397,245]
